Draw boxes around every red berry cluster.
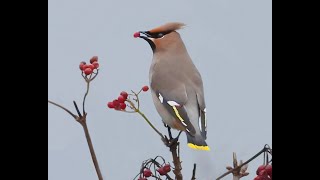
[138,164,170,180]
[107,91,128,110]
[254,164,272,180]
[156,164,171,176]
[79,56,99,75]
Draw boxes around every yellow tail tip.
[188,143,211,151]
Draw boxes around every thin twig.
[191,163,197,180]
[73,101,82,117]
[136,109,164,139]
[48,100,77,119]
[216,147,267,180]
[131,90,140,110]
[83,81,90,114]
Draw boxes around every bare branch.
[82,122,104,180]
[73,101,82,118]
[191,163,197,180]
[216,147,267,180]
[48,100,77,120]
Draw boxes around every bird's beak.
[133,31,152,39]
[133,31,156,52]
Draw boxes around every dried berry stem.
[216,146,269,180]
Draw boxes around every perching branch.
[124,88,184,180]
[191,163,197,180]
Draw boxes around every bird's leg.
[160,121,171,146]
[166,126,183,147]
[161,135,170,147]
[169,130,182,146]
[167,126,173,140]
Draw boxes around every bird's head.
[134,22,186,52]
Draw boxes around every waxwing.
[134,22,209,151]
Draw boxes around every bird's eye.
[157,33,164,38]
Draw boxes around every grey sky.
[48,0,272,179]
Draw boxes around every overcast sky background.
[48,0,272,179]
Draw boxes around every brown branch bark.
[81,121,103,180]
[191,163,196,180]
[170,139,183,180]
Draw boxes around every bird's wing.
[192,71,207,139]
[151,80,197,136]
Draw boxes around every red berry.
[142,86,149,92]
[107,102,114,108]
[90,56,98,64]
[256,165,266,175]
[258,170,268,177]
[265,165,272,177]
[79,61,86,70]
[138,178,147,180]
[113,100,120,108]
[157,167,167,176]
[119,103,126,110]
[118,95,125,103]
[84,68,93,75]
[133,32,140,38]
[143,168,152,177]
[88,64,95,70]
[254,176,263,180]
[92,61,99,69]
[82,64,89,70]
[163,164,171,173]
[120,91,128,99]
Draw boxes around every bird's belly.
[162,116,185,131]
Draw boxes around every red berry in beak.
[133,32,140,38]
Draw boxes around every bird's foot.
[162,131,182,148]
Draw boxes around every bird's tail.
[186,133,210,151]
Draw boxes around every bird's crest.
[149,22,186,34]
